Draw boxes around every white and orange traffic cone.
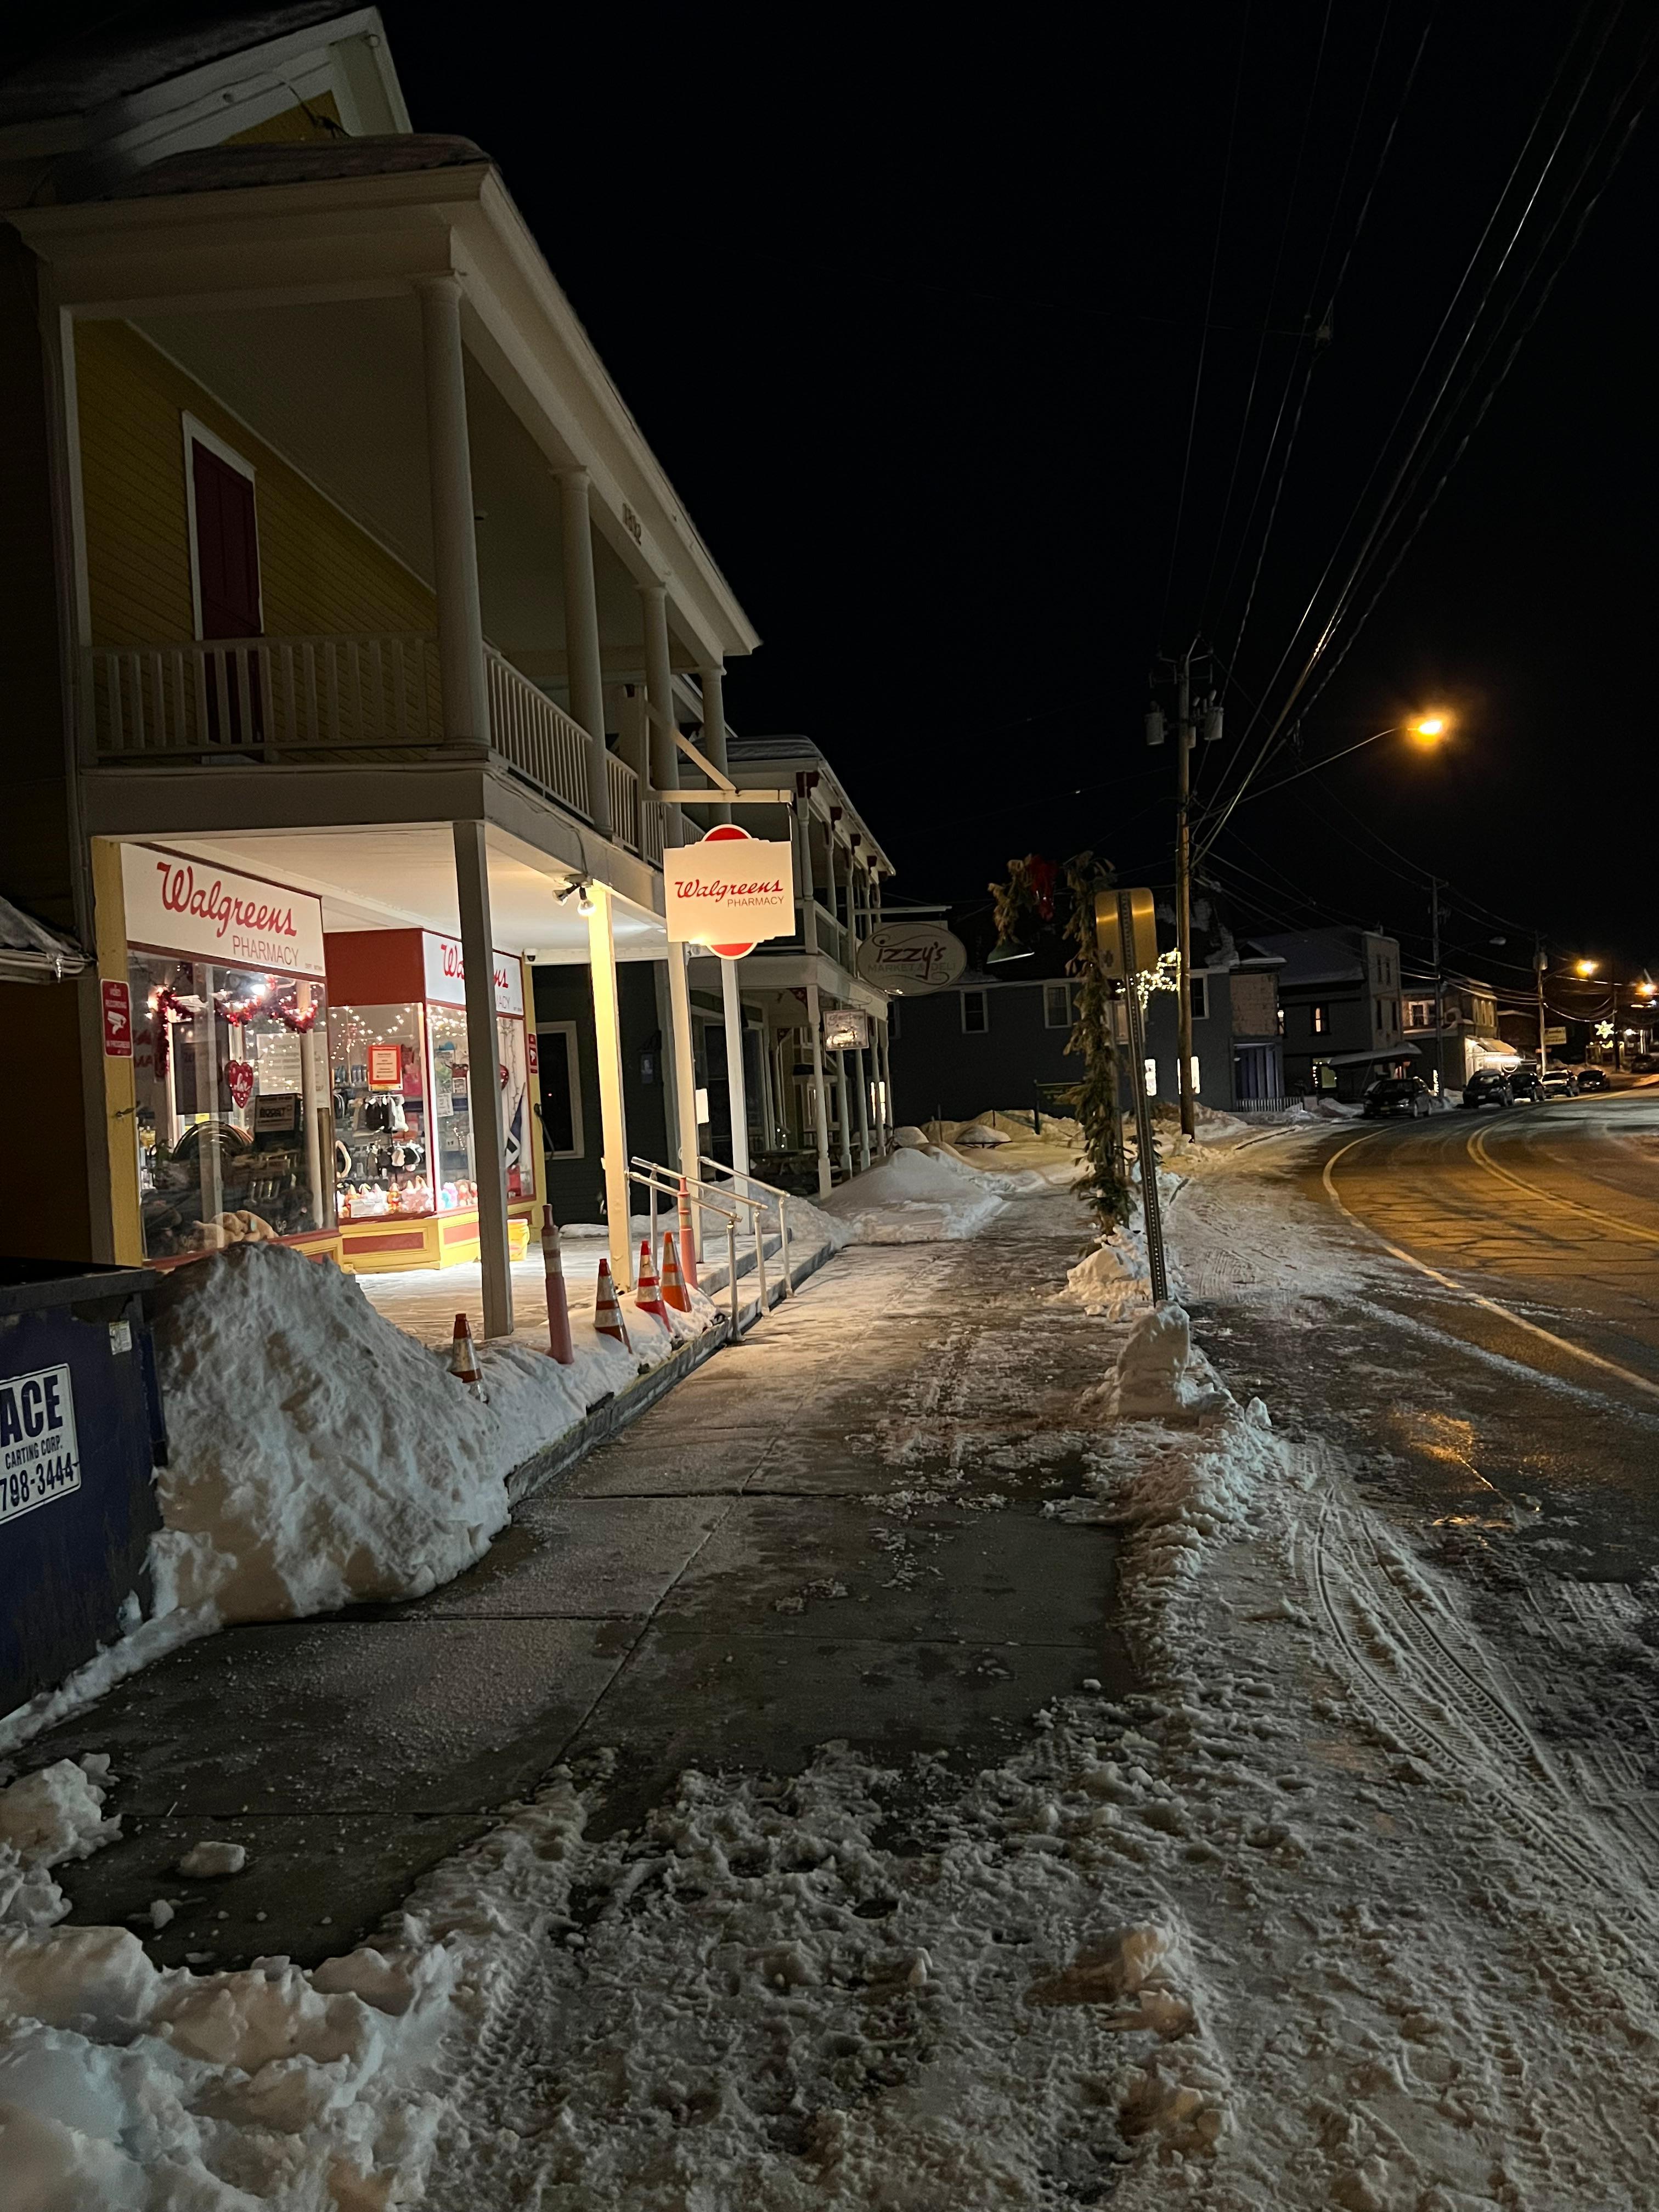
[594,1256,631,1348]
[448,1312,487,1400]
[660,1230,691,1313]
[541,1205,574,1364]
[636,1239,668,1324]
[676,1177,699,1291]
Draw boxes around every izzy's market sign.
[664,825,795,958]
[855,921,967,994]
[122,845,326,978]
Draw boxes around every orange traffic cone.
[676,1177,699,1291]
[636,1238,668,1323]
[448,1312,487,1400]
[594,1257,631,1348]
[659,1230,691,1312]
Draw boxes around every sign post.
[1111,889,1168,1306]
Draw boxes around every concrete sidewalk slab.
[22,1185,1133,1985]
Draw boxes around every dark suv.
[1462,1069,1513,1110]
[1364,1076,1432,1120]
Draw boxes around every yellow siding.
[224,92,344,146]
[76,319,436,650]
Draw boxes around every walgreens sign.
[422,932,524,1015]
[663,826,795,952]
[122,845,325,978]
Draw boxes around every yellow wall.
[225,92,344,146]
[76,319,436,650]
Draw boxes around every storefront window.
[422,1007,534,1207]
[130,954,332,1257]
[328,1004,433,1220]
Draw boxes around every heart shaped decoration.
[225,1060,255,1110]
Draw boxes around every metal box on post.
[0,1259,166,1716]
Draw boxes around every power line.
[1200,5,1618,849]
[1159,1,1253,638]
[1222,10,1434,678]
[1199,0,1335,628]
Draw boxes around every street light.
[1231,710,1454,805]
[1576,958,1598,978]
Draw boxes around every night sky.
[376,0,1657,1020]
[8,3,1656,1020]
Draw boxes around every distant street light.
[1408,713,1451,745]
[1576,958,1598,978]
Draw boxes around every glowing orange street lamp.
[1407,712,1451,747]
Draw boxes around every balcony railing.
[483,645,589,822]
[85,631,659,864]
[87,632,442,758]
[607,751,640,853]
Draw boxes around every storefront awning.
[1310,1043,1420,1067]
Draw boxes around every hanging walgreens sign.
[121,844,325,978]
[664,823,795,958]
[855,921,967,994]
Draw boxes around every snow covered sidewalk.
[8,1133,1659,2207]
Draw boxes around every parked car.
[1539,1067,1578,1099]
[1629,1053,1658,1075]
[1461,1070,1514,1110]
[1507,1066,1544,1102]
[1574,1065,1610,1093]
[1364,1076,1433,1120]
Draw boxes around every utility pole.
[1430,878,1446,1095]
[1147,647,1218,1143]
[1175,651,1197,1140]
[1535,938,1548,1074]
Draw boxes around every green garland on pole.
[1061,851,1131,1228]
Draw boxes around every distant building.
[1252,929,1410,1102]
[887,891,1284,1124]
[1401,974,1514,1089]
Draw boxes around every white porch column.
[557,468,611,839]
[876,1018,894,1150]
[700,659,730,825]
[833,1045,854,1175]
[453,820,514,1336]
[417,275,489,744]
[796,797,834,1198]
[664,944,702,1256]
[756,1012,780,1151]
[853,1042,871,1170]
[720,956,751,1178]
[585,882,633,1291]
[641,583,679,830]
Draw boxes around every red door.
[191,440,263,743]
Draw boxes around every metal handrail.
[628,1157,765,1338]
[699,1155,793,1298]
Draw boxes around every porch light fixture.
[577,884,596,917]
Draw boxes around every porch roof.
[13,148,759,670]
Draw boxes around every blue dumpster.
[0,1259,166,1716]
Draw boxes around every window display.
[121,845,334,1261]
[321,927,537,1272]
[328,1003,435,1220]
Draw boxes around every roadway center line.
[1321,1135,1659,1402]
[1465,1122,1659,1245]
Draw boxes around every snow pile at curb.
[0,1244,723,1752]
[1088,1304,1232,1420]
[146,1243,715,1627]
[820,1142,1037,1243]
